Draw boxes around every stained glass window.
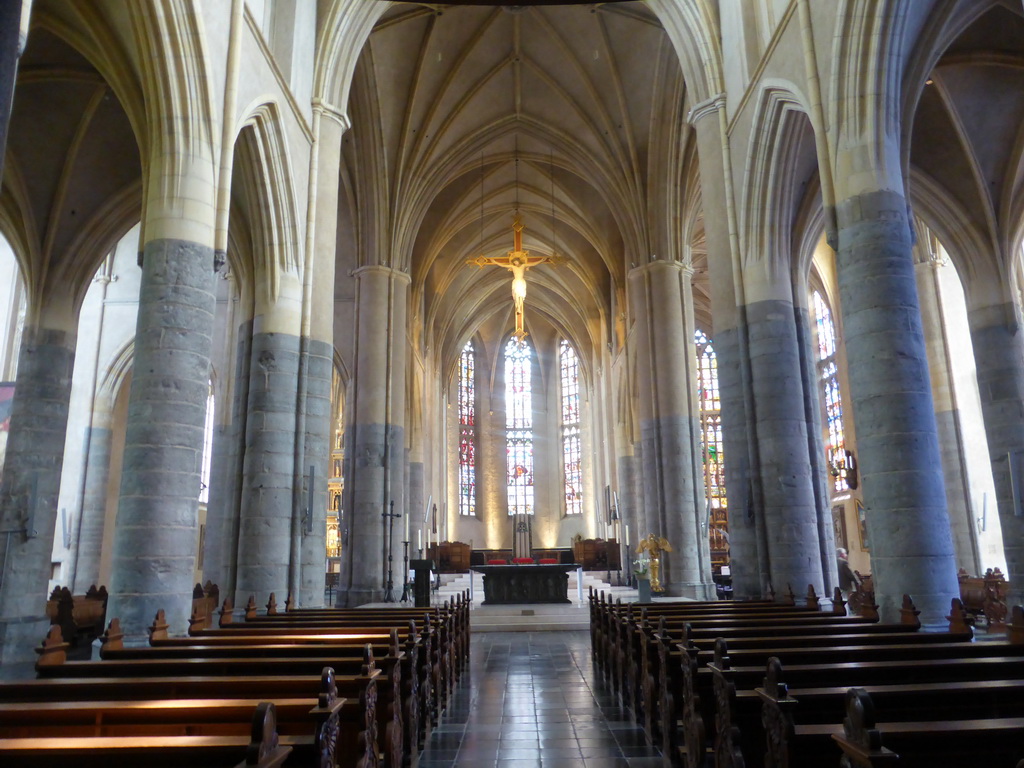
[458,341,476,516]
[559,340,583,515]
[813,291,848,493]
[695,331,728,563]
[505,337,534,515]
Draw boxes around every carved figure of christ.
[466,214,555,342]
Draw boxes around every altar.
[471,564,577,604]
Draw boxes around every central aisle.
[418,631,663,768]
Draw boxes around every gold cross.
[466,214,558,343]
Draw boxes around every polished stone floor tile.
[418,631,660,768]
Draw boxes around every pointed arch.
[232,100,303,307]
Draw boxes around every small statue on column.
[636,534,673,592]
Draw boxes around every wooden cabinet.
[426,541,471,573]
[572,539,621,570]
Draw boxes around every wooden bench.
[232,592,466,705]
[45,585,108,647]
[702,603,1024,768]
[219,600,447,736]
[0,699,291,768]
[958,567,1009,630]
[832,687,1024,768]
[30,626,380,768]
[755,658,1024,768]
[100,615,418,768]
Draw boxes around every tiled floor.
[419,631,662,768]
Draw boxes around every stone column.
[968,300,1024,603]
[0,0,25,181]
[408,460,424,544]
[0,320,77,666]
[107,138,219,636]
[743,282,825,597]
[201,271,244,597]
[690,98,765,599]
[915,251,979,573]
[338,265,409,606]
[835,189,958,626]
[71,404,114,591]
[297,104,347,608]
[616,451,641,567]
[627,268,658,544]
[629,260,712,598]
[793,298,838,595]
[234,291,302,604]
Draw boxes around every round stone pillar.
[968,301,1024,604]
[338,265,409,606]
[744,287,825,598]
[690,98,766,600]
[108,236,217,637]
[297,105,348,607]
[0,323,77,666]
[234,288,302,605]
[835,190,958,626]
[70,402,114,592]
[628,260,712,598]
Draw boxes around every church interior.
[1,0,1024,760]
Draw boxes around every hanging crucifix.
[467,213,557,344]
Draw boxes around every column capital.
[628,259,695,281]
[312,98,351,132]
[352,264,412,285]
[687,93,726,126]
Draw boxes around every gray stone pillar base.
[0,615,50,672]
[299,338,333,608]
[108,237,216,640]
[837,191,958,626]
[236,330,301,600]
[0,326,76,657]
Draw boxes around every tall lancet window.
[695,331,728,561]
[199,381,215,504]
[559,340,583,515]
[457,341,476,516]
[505,338,534,515]
[813,291,848,493]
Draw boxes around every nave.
[419,632,660,768]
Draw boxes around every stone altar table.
[471,564,576,604]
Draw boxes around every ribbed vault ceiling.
[341,1,692,366]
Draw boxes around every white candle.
[404,512,410,543]
[625,524,630,547]
[418,530,422,552]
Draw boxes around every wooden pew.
[630,596,971,768]
[0,699,291,768]
[648,597,949,764]
[234,592,465,708]
[99,615,415,768]
[30,626,380,768]
[833,687,1024,768]
[217,600,445,735]
[45,585,108,647]
[757,658,1024,768]
[704,602,1024,768]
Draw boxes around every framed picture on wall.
[831,504,847,551]
[856,498,870,551]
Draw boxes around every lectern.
[410,559,434,608]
